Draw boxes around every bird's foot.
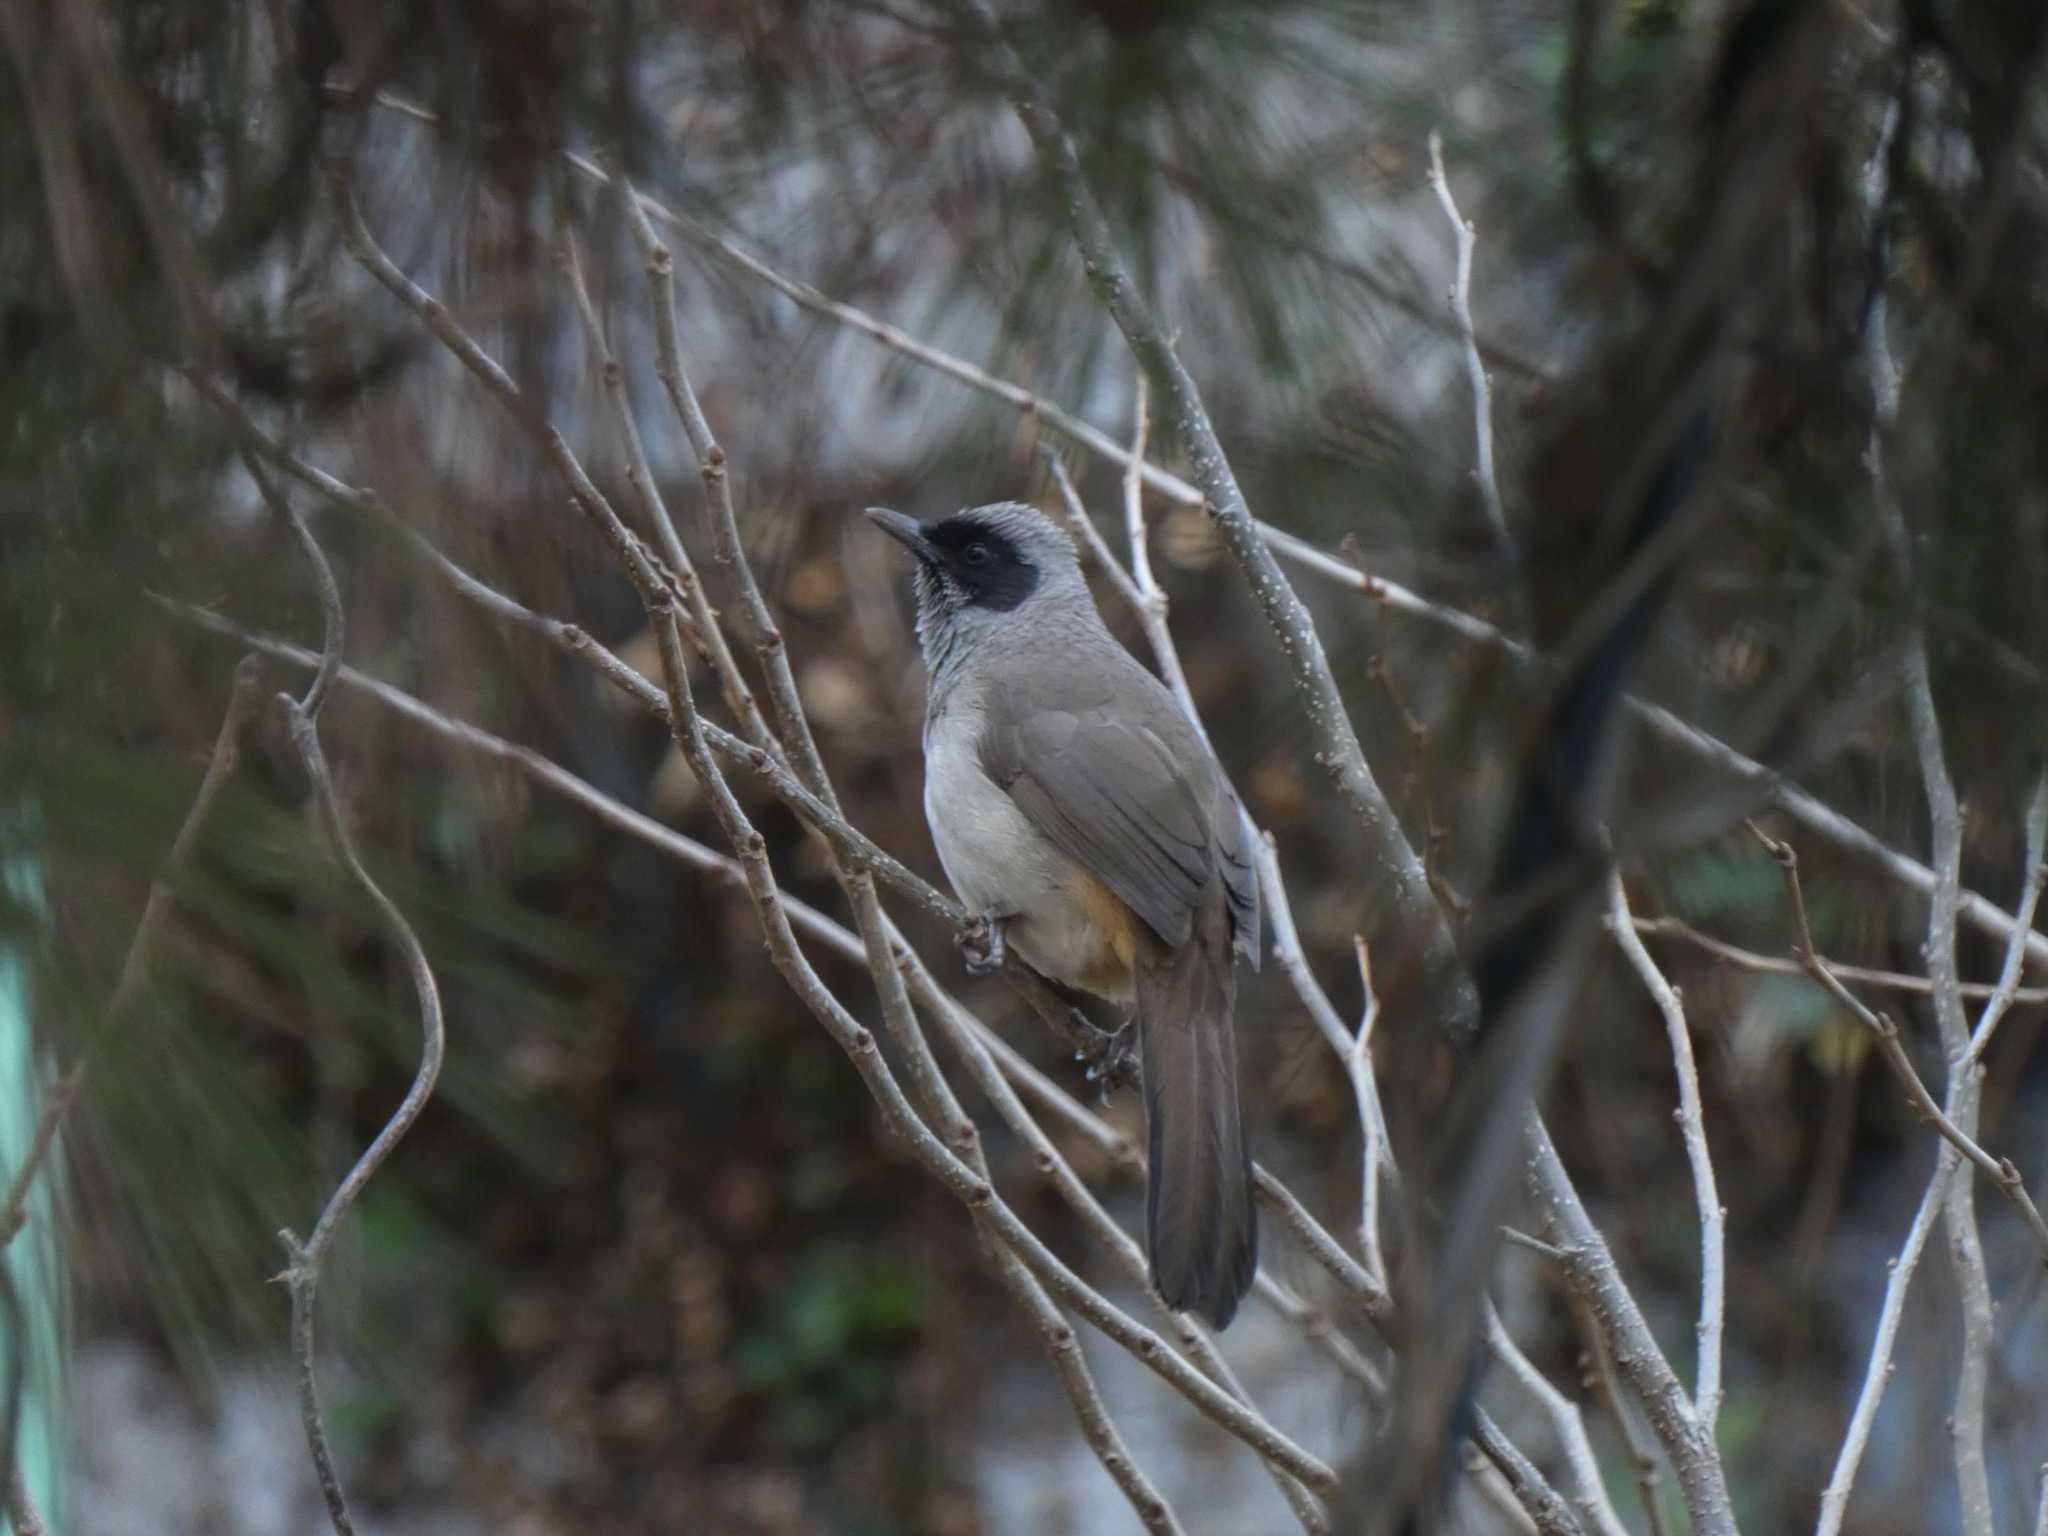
[1074,1013,1138,1098]
[958,911,1008,977]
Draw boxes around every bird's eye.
[962,542,991,566]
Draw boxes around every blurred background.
[4,0,2047,1532]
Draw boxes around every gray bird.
[867,501,1260,1327]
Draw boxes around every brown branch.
[1753,826,2048,1263]
[556,228,780,754]
[1631,915,2048,1007]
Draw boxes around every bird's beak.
[864,506,938,564]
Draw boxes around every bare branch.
[1813,1138,1955,1536]
[1884,388,1991,1535]
[1351,938,1390,1283]
[1631,914,2048,1007]
[1562,1292,1672,1536]
[0,655,258,1248]
[1253,832,1391,1283]
[1965,773,2048,1063]
[239,445,343,717]
[1755,827,2048,1262]
[1470,1406,1586,1536]
[1524,1115,1736,1536]
[556,227,779,753]
[1425,132,1511,559]
[276,691,446,1536]
[988,1241,1187,1535]
[1606,869,1724,1429]
[1042,446,1146,613]
[1484,1308,1633,1536]
[329,173,667,605]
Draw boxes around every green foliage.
[738,1245,926,1451]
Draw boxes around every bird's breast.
[923,708,1136,1004]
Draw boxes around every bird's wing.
[1215,790,1261,970]
[984,704,1213,950]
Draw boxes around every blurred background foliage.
[4,0,2047,1532]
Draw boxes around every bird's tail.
[1134,906,1256,1329]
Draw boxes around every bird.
[866,500,1260,1327]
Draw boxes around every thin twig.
[1352,937,1389,1284]
[988,1244,1187,1535]
[1485,1308,1633,1536]
[1631,915,2048,1008]
[556,227,780,754]
[1755,827,2048,1262]
[1813,1136,1956,1536]
[1879,314,1993,1533]
[329,172,667,605]
[1425,132,1511,560]
[1253,832,1391,1282]
[1119,376,1200,718]
[240,446,343,717]
[1606,869,1723,1429]
[1042,446,1146,612]
[259,437,443,1536]
[0,656,258,1247]
[1964,775,2048,1063]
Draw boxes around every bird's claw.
[958,912,1007,977]
[1073,1014,1137,1098]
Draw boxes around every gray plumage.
[867,500,1259,1327]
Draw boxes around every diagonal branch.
[1525,1114,1736,1536]
[1755,827,2048,1263]
[1606,869,1723,1430]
